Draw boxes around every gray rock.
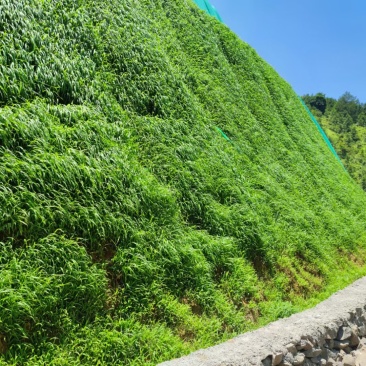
[305,348,322,358]
[336,350,345,362]
[278,362,292,366]
[345,346,353,354]
[358,325,366,337]
[337,327,352,341]
[322,348,338,360]
[351,325,359,336]
[325,324,340,340]
[272,352,284,366]
[286,343,297,355]
[284,352,294,364]
[355,315,366,327]
[357,339,366,350]
[334,340,350,349]
[297,339,314,351]
[355,347,366,366]
[311,356,321,364]
[326,359,336,366]
[343,354,356,366]
[293,353,306,366]
[262,356,272,366]
[354,308,363,317]
[350,332,360,347]
[326,339,335,349]
[318,337,326,348]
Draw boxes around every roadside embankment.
[159,277,366,366]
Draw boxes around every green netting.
[299,98,344,168]
[215,126,231,142]
[193,0,223,22]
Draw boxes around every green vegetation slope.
[1,0,366,364]
[303,92,366,190]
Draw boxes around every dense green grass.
[1,0,366,364]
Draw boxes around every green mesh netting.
[299,98,344,167]
[193,0,223,21]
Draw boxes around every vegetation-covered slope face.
[1,0,366,364]
[303,92,366,191]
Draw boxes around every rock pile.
[266,323,366,366]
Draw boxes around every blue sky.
[209,0,366,102]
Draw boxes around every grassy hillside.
[303,92,366,191]
[1,0,366,364]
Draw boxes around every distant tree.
[357,112,366,127]
[302,93,327,114]
[350,125,359,141]
[339,91,359,103]
[329,110,353,133]
[334,92,361,123]
[324,97,336,115]
[312,93,327,114]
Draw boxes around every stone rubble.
[158,277,366,366]
[269,323,366,366]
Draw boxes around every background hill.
[303,92,366,191]
[1,0,366,365]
